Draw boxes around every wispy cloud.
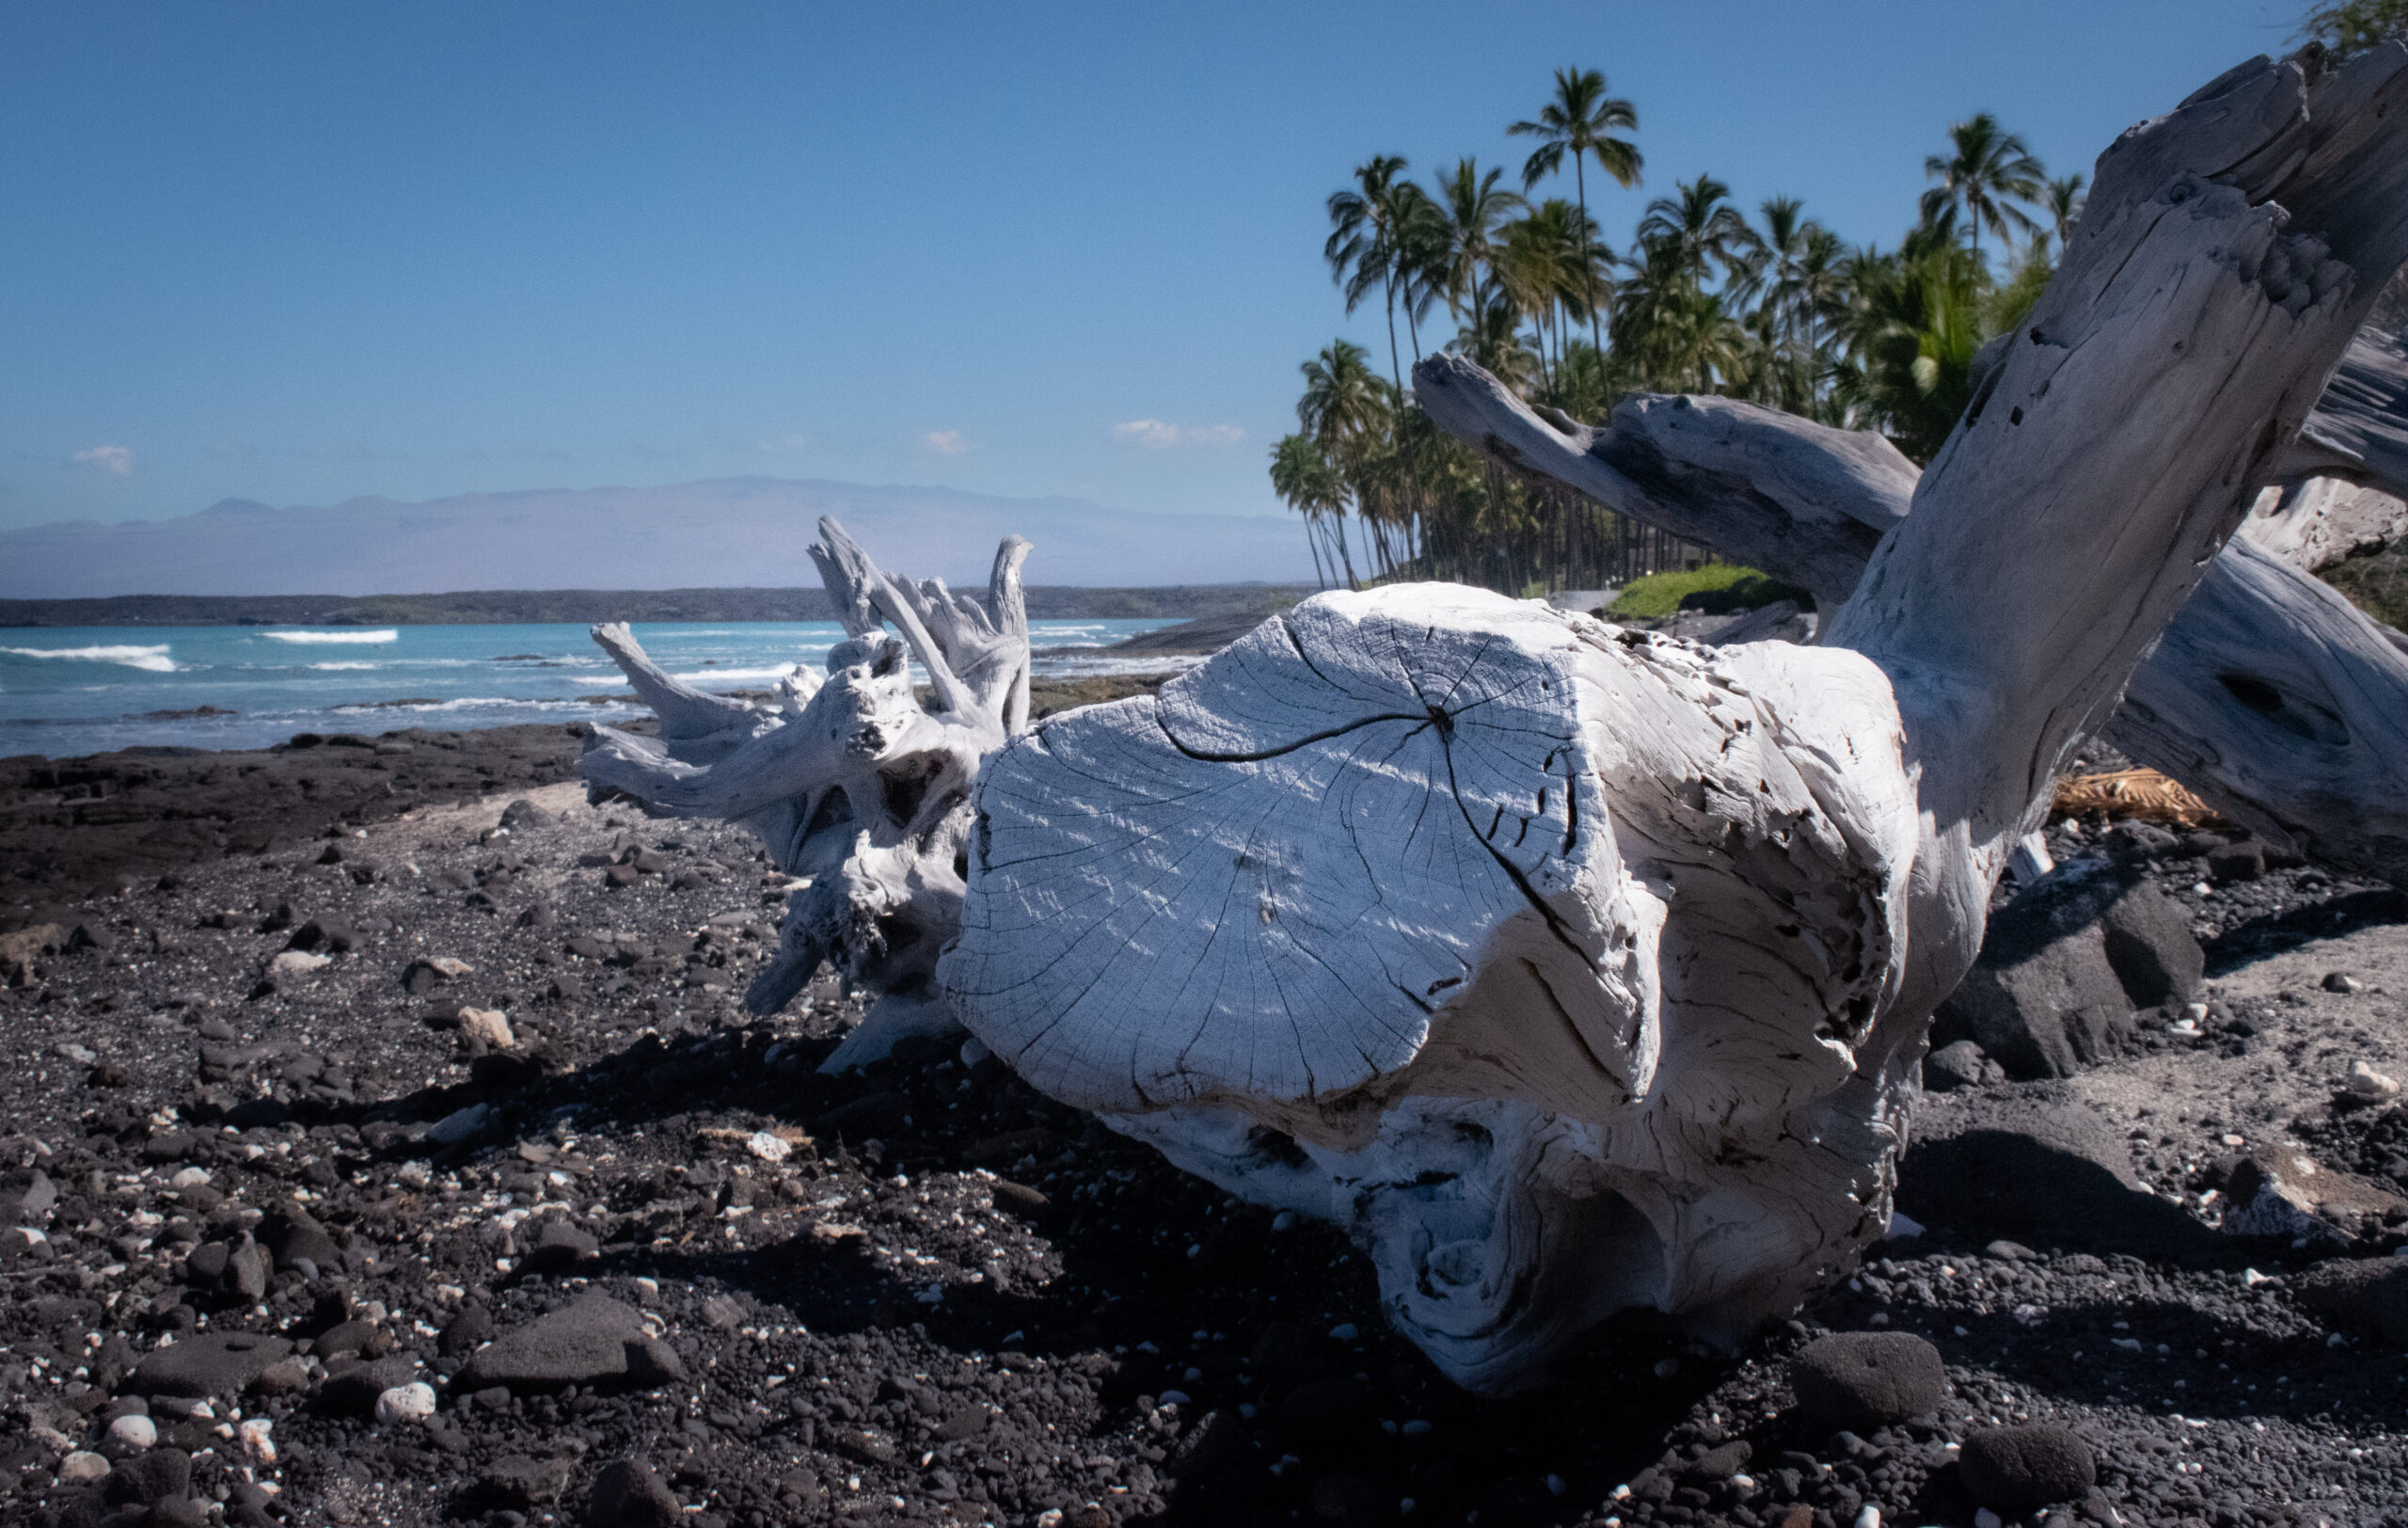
[924,430,970,455]
[1114,420,1244,450]
[72,444,135,476]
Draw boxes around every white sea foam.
[308,661,383,671]
[669,666,806,686]
[1,644,177,673]
[261,629,400,645]
[325,696,555,713]
[1036,654,1206,677]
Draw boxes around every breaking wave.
[0,644,177,673]
[261,629,400,645]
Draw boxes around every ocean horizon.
[0,618,1184,759]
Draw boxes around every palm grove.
[1270,66,2085,596]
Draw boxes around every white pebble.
[2349,1060,2400,1100]
[455,1007,515,1049]
[1328,1323,1358,1341]
[104,1414,156,1451]
[58,1451,109,1483]
[1975,1510,2004,1528]
[1157,1390,1191,1406]
[374,1382,437,1425]
[238,1418,276,1464]
[1270,1210,1298,1232]
[745,1130,790,1164]
[958,1036,991,1068]
[1545,1473,1567,1497]
[169,1167,212,1188]
[1854,1506,1882,1528]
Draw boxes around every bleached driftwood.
[2240,472,2408,573]
[1415,311,2408,884]
[580,517,1030,1058]
[941,42,2408,1389]
[2276,325,2408,486]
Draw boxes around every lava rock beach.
[2,724,2406,1528]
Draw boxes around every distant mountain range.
[0,477,1317,597]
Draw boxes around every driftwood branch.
[1415,310,2408,885]
[940,41,2408,1391]
[583,518,1031,1058]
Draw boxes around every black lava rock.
[1933,862,2201,1078]
[1787,1332,1945,1433]
[131,1330,293,1398]
[1957,1424,2097,1513]
[103,1446,192,1507]
[588,1458,682,1528]
[257,1202,343,1269]
[457,1293,657,1389]
[438,1301,496,1358]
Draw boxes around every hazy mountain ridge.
[0,583,1313,629]
[0,476,1316,597]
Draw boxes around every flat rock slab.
[132,1332,294,1398]
[455,1294,682,1389]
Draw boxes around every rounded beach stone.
[58,1450,110,1483]
[374,1381,438,1425]
[104,1413,157,1452]
[588,1458,682,1528]
[1957,1423,2097,1513]
[1787,1330,1945,1432]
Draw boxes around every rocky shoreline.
[0,724,2404,1527]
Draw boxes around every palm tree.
[1610,237,1747,395]
[1296,341,1394,583]
[1919,113,2046,263]
[2298,0,2408,60]
[1732,196,1845,415]
[1509,67,1641,356]
[1635,176,1756,287]
[2044,173,2087,253]
[1497,199,1601,391]
[1421,159,1527,328]
[1829,237,1988,462]
[1325,155,1417,396]
[1269,434,1346,587]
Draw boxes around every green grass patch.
[2321,546,2408,631]
[1605,564,1814,620]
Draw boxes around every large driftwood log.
[941,42,2408,1390]
[1414,318,2408,883]
[2278,325,2408,486]
[580,517,1030,1055]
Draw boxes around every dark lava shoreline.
[0,724,2406,1526]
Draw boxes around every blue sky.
[1,1,2300,533]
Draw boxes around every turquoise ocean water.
[0,619,1182,759]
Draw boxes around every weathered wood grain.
[942,41,2408,1390]
[580,518,1028,1032]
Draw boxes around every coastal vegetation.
[1274,68,2085,595]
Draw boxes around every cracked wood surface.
[943,42,2408,1391]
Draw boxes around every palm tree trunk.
[1333,510,1361,587]
[1576,151,1603,358]
[1384,278,1405,400]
